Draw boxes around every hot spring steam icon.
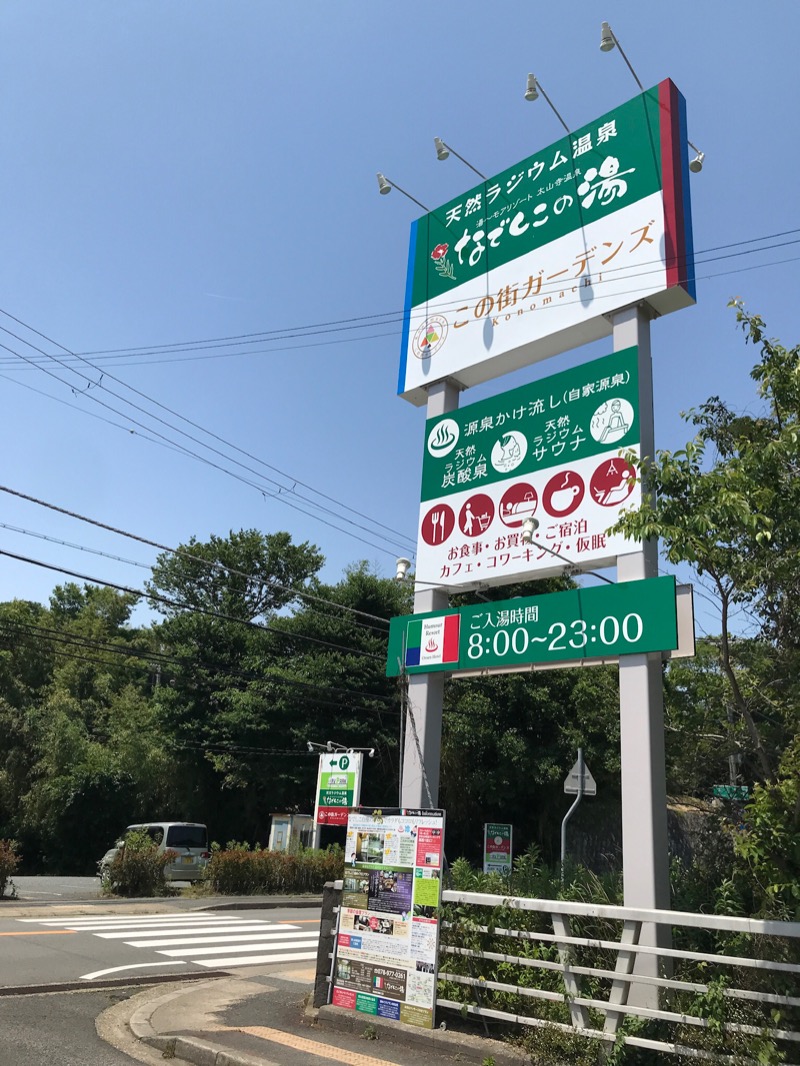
[427,418,460,458]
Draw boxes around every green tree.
[0,584,174,871]
[146,529,323,621]
[612,304,800,783]
[149,529,326,844]
[611,303,800,911]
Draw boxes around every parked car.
[98,822,210,882]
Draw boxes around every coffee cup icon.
[544,472,585,516]
[550,484,581,511]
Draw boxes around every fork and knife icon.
[429,510,447,543]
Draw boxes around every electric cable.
[0,546,386,662]
[13,225,796,363]
[0,484,394,630]
[0,309,418,554]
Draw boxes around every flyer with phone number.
[332,808,445,1029]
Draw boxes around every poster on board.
[331,808,445,1029]
[483,822,513,875]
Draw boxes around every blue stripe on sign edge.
[397,218,418,396]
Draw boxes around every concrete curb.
[310,1002,528,1066]
[128,980,280,1066]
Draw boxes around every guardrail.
[438,890,800,1061]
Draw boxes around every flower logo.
[430,242,456,281]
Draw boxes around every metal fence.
[438,889,800,1061]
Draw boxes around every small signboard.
[564,760,597,796]
[314,753,363,826]
[483,823,513,875]
[332,808,445,1029]
[712,785,749,801]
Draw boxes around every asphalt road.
[10,875,104,901]
[0,987,145,1066]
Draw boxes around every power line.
[0,623,400,715]
[0,328,415,559]
[0,519,391,635]
[0,483,394,630]
[16,226,796,365]
[0,546,386,663]
[0,309,417,556]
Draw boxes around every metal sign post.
[401,378,460,808]
[613,305,671,1007]
[561,749,595,879]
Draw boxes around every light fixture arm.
[603,24,644,92]
[521,515,614,584]
[534,81,571,135]
[437,139,487,180]
[376,173,431,213]
[614,37,644,92]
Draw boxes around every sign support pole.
[612,305,671,1007]
[560,748,585,881]
[402,378,460,807]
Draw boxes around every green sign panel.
[421,347,639,502]
[712,785,750,801]
[408,91,664,308]
[386,577,678,676]
[315,753,362,826]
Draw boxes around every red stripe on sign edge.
[658,78,686,291]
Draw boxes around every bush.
[206,845,343,895]
[101,830,177,898]
[0,839,21,898]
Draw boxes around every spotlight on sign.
[521,516,540,545]
[600,21,616,52]
[395,557,411,582]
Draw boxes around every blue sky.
[0,1,794,642]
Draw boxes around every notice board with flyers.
[331,807,445,1028]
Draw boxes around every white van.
[98,821,210,882]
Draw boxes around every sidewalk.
[103,965,527,1066]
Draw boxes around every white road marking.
[21,915,245,926]
[80,961,188,980]
[157,938,320,957]
[128,929,314,948]
[96,923,284,939]
[20,914,320,973]
[195,950,318,968]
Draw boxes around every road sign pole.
[402,378,460,808]
[613,306,671,1006]
[560,748,585,880]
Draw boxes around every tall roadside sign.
[391,72,696,1012]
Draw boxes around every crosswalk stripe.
[96,922,282,939]
[20,915,246,927]
[127,929,316,948]
[195,950,318,968]
[17,915,320,972]
[156,938,320,958]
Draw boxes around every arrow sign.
[564,760,597,796]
